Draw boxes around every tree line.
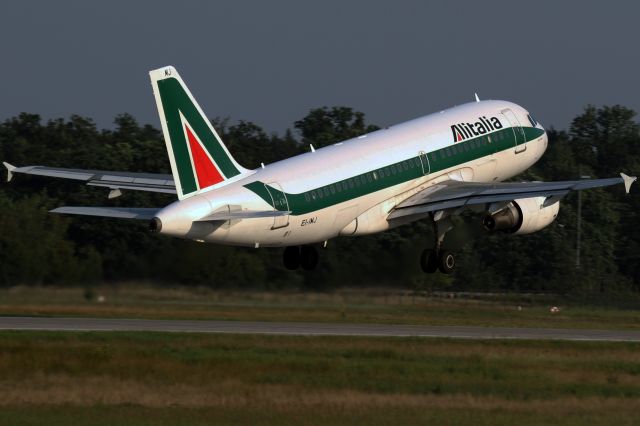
[0,105,639,294]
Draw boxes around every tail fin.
[150,66,249,200]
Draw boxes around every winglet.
[474,93,480,102]
[3,162,16,182]
[621,172,637,194]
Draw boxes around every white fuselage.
[155,100,548,247]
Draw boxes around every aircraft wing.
[50,207,161,220]
[3,162,175,196]
[388,173,637,220]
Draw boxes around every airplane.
[3,66,637,273]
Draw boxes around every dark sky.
[2,1,639,135]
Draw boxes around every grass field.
[0,331,639,425]
[1,285,639,330]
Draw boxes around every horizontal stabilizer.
[4,164,176,195]
[51,207,160,220]
[621,173,637,193]
[197,210,291,222]
[3,162,16,182]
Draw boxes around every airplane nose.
[539,130,549,157]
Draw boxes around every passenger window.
[367,173,373,183]
[324,187,330,196]
[336,182,342,192]
[430,153,436,161]
[318,190,323,199]
[355,176,361,186]
[305,193,310,202]
[391,164,397,174]
[373,171,378,180]
[311,191,317,200]
[330,185,335,194]
[349,179,354,189]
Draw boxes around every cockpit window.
[527,114,538,127]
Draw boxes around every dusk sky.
[2,1,638,134]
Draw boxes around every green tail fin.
[150,66,248,200]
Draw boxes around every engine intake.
[483,197,559,235]
[482,203,521,232]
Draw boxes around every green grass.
[3,405,639,426]
[0,331,639,425]
[1,285,639,330]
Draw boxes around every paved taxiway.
[0,317,638,342]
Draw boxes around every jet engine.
[482,197,559,235]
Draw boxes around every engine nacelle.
[482,197,559,235]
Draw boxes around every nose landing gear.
[421,213,456,274]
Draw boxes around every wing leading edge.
[389,173,637,220]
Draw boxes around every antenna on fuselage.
[474,93,480,102]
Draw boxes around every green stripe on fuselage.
[157,78,241,195]
[244,126,545,216]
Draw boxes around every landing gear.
[420,249,438,273]
[283,246,300,270]
[422,249,456,274]
[283,245,318,270]
[300,246,319,271]
[437,250,455,274]
[421,213,456,274]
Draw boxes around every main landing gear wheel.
[283,246,300,270]
[420,212,456,274]
[283,246,319,270]
[300,246,319,271]
[437,250,455,275]
[420,249,438,273]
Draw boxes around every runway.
[0,316,639,342]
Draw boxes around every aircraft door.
[264,182,290,229]
[418,151,430,175]
[500,108,526,153]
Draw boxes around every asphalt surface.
[0,316,638,342]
